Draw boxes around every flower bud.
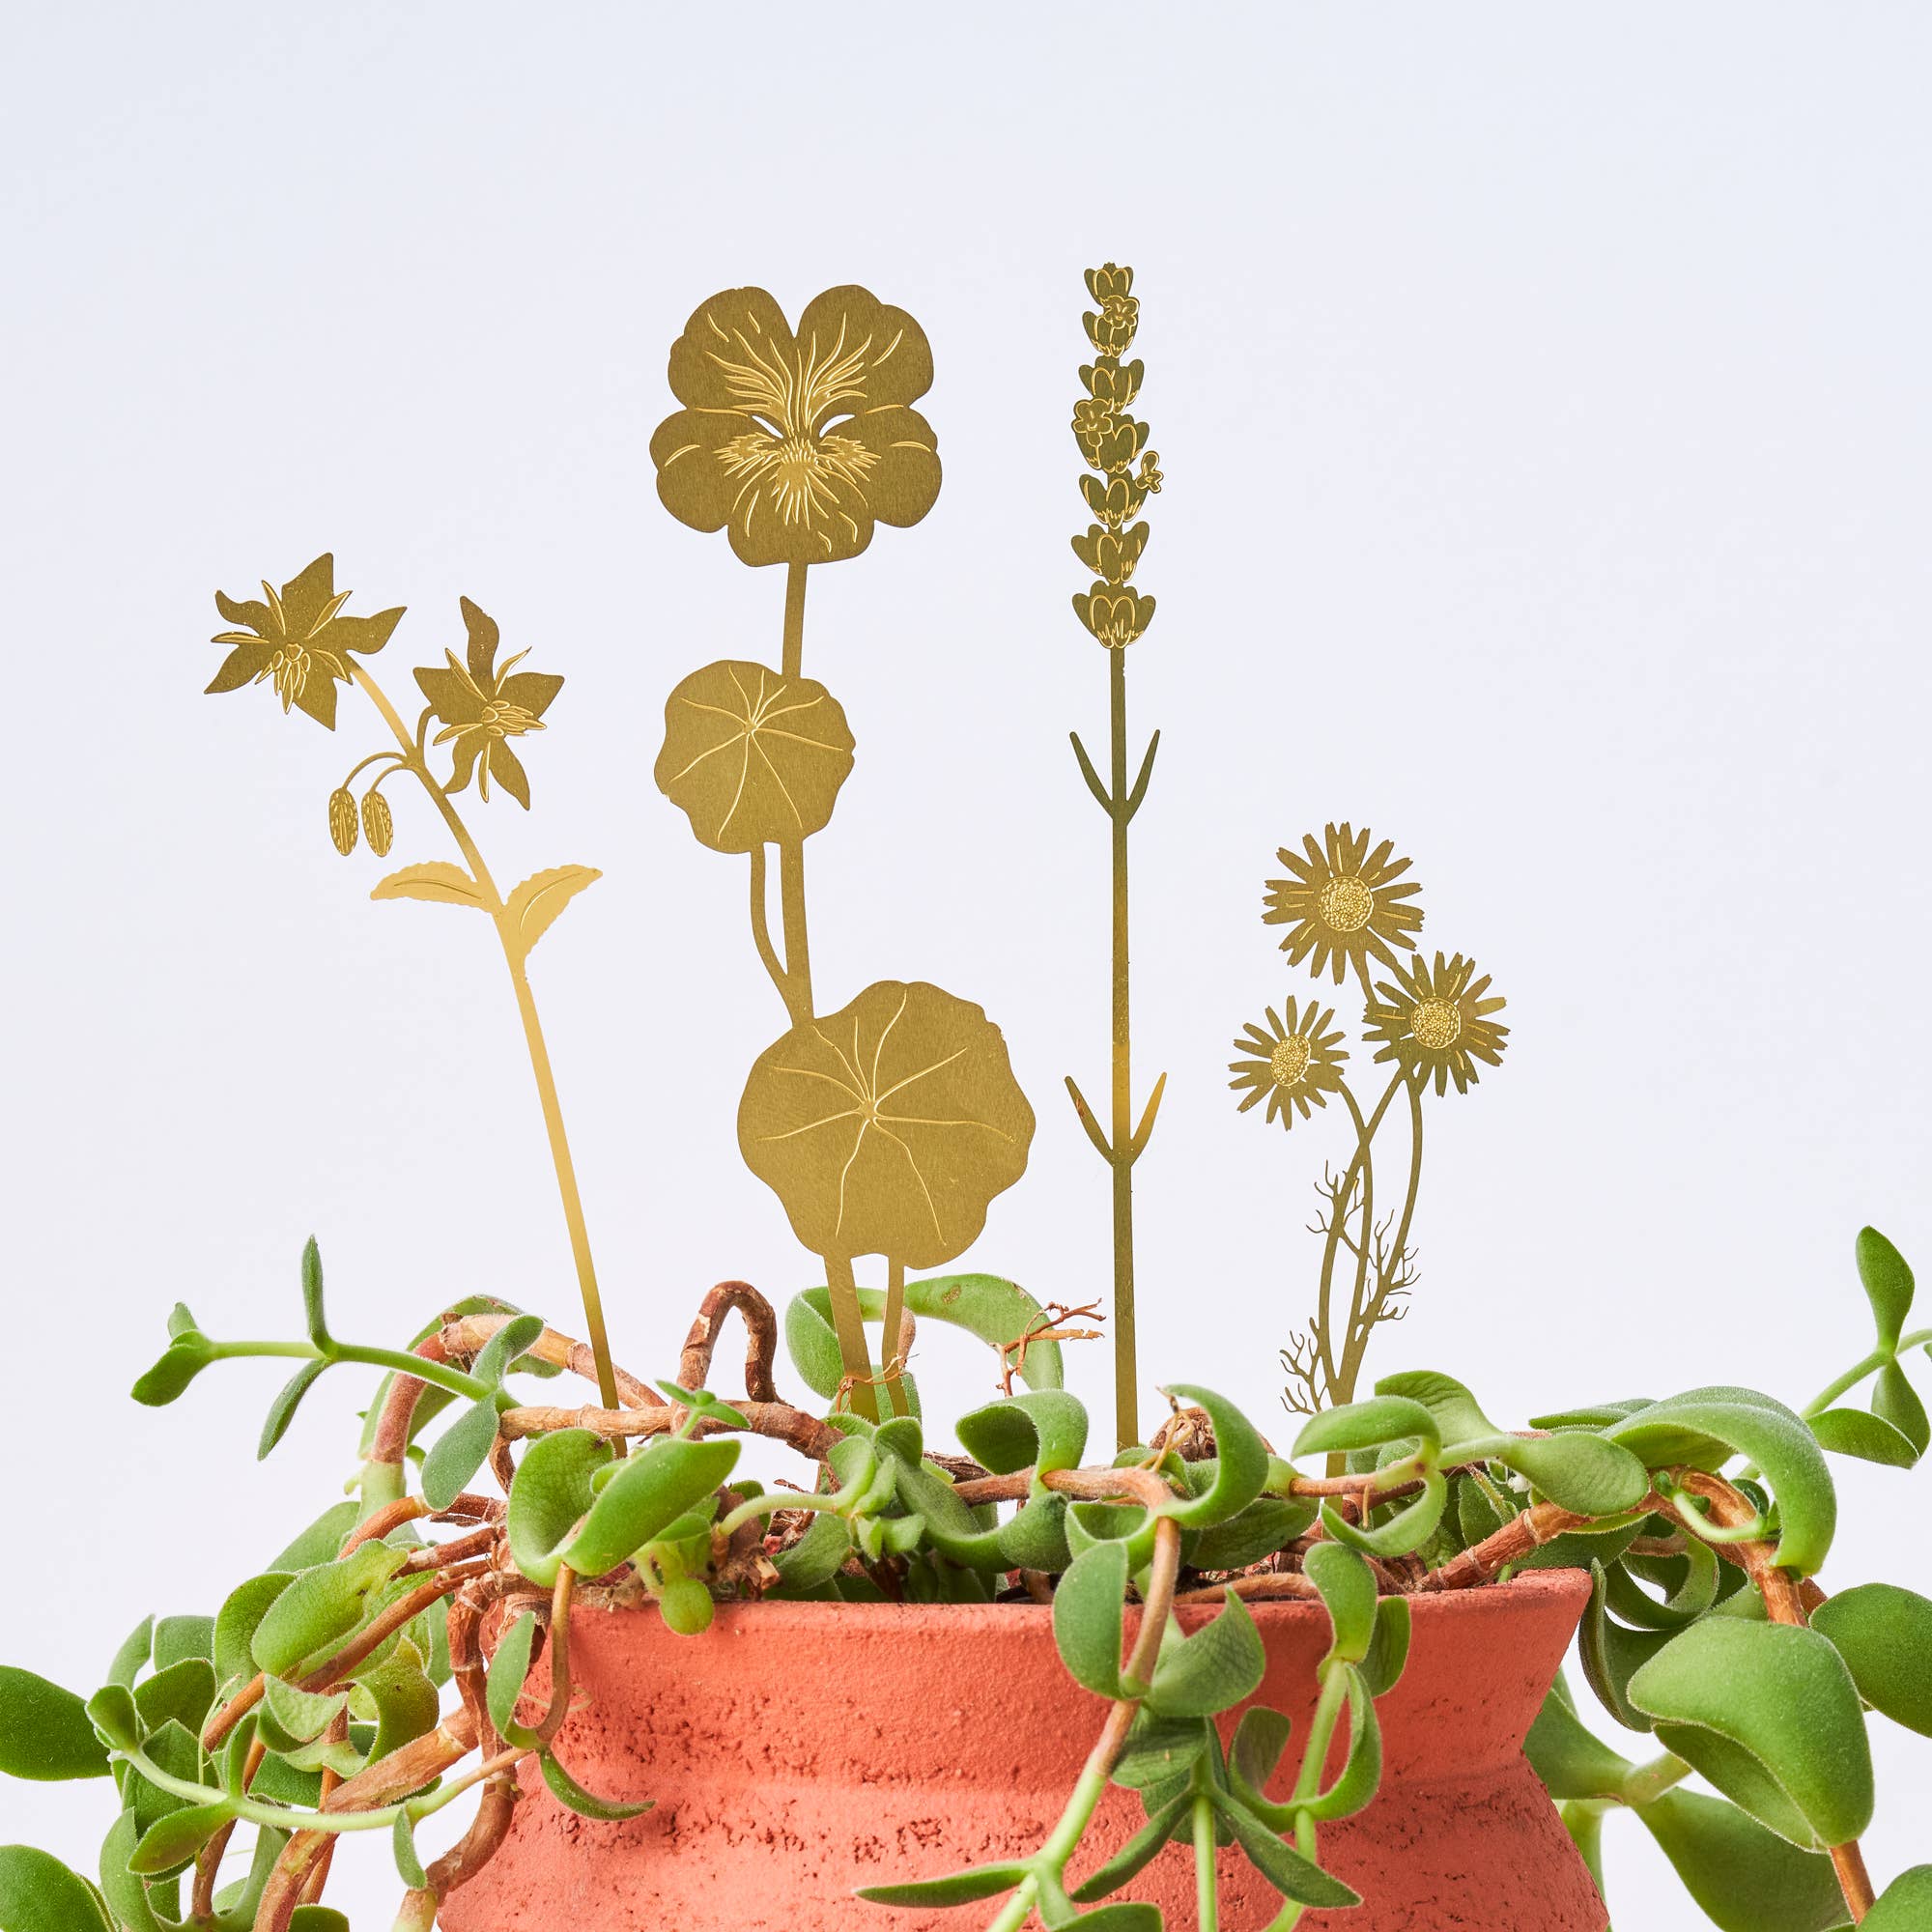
[361,788,394,857]
[327,787,358,856]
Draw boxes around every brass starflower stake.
[205,557,617,1412]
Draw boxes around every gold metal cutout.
[1062,264,1167,1450]
[1237,824,1510,1426]
[206,560,620,1410]
[651,286,1032,1421]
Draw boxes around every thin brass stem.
[1108,644,1139,1449]
[747,844,791,1012]
[775,560,815,1022]
[823,1255,879,1423]
[351,665,620,1413]
[878,1255,908,1418]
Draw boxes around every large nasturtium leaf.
[654,658,854,853]
[738,980,1035,1269]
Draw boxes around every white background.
[3,5,1929,1924]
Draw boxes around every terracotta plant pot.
[444,1568,1602,1932]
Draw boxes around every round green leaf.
[562,1437,740,1580]
[1156,1385,1268,1529]
[1808,1406,1919,1469]
[1810,1582,1932,1736]
[1146,1591,1264,1719]
[507,1428,612,1587]
[1865,1866,1932,1929]
[1871,1362,1930,1459]
[956,1391,1089,1477]
[1304,1542,1377,1666]
[1319,1469,1447,1559]
[0,1669,111,1781]
[1523,1678,1633,1800]
[0,1846,113,1932]
[1627,1618,1873,1848]
[1291,1395,1439,1462]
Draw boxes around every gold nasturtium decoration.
[203,556,621,1412]
[1365,951,1510,1096]
[1228,999,1348,1130]
[1064,263,1168,1450]
[652,284,1021,1421]
[1264,822,1424,996]
[738,980,1035,1272]
[1233,825,1511,1426]
[654,659,855,854]
[650,285,942,568]
[206,554,403,728]
[414,598,563,809]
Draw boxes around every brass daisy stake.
[1064,264,1168,1452]
[206,560,619,1420]
[1229,825,1510,1433]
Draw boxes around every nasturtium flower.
[1264,824,1423,996]
[650,285,941,568]
[413,599,562,809]
[654,659,854,853]
[1228,999,1349,1130]
[206,554,403,729]
[1364,951,1509,1096]
[737,980,1035,1270]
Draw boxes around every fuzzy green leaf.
[1577,1564,1674,1732]
[259,1359,331,1460]
[133,1659,216,1738]
[0,1668,111,1780]
[1865,1866,1932,1928]
[1213,1792,1361,1906]
[298,1237,331,1351]
[1319,1470,1448,1559]
[130,1330,216,1406]
[0,1846,113,1932]
[955,1390,1088,1476]
[152,1618,213,1671]
[1606,1389,1836,1575]
[214,1575,292,1693]
[1627,1618,1872,1848]
[1523,1679,1634,1800]
[1808,1406,1919,1469]
[105,1618,153,1691]
[506,1428,611,1586]
[1185,1496,1317,1573]
[1634,1788,1849,1932]
[1069,1793,1192,1902]
[1304,1542,1377,1665]
[267,1501,357,1574]
[391,1810,428,1889]
[1375,1369,1494,1446]
[1291,1395,1439,1462]
[251,1543,409,1680]
[1112,1709,1210,1789]
[563,1436,739,1581]
[538,1749,650,1820]
[487,1612,540,1743]
[1857,1227,1914,1353]
[1156,1385,1268,1529]
[1230,1706,1292,1796]
[421,1395,505,1513]
[859,1864,1030,1908]
[1810,1582,1932,1736]
[1361,1596,1412,1699]
[1053,1540,1128,1698]
[1872,1362,1931,1458]
[1299,1668,1384,1823]
[128,1802,235,1876]
[769,1513,851,1594]
[1488,1431,1650,1516]
[1146,1590,1264,1719]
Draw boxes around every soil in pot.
[442,1568,1602,1932]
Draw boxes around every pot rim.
[570,1563,1592,1634]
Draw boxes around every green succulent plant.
[3,1230,1930,1929]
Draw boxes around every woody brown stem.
[499,1397,838,1462]
[678,1280,781,1403]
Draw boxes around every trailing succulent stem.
[8,1228,1930,1928]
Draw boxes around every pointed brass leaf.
[738,980,1034,1269]
[507,866,601,955]
[370,862,488,911]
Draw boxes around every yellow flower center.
[1410,998,1463,1052]
[720,428,879,532]
[1269,1036,1313,1089]
[1319,875,1375,933]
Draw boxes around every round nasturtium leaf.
[737,980,1035,1269]
[655,658,854,853]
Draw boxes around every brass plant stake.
[650,285,1036,1421]
[205,562,621,1411]
[1228,823,1509,1427]
[1063,263,1167,1450]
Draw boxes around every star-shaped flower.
[413,600,563,808]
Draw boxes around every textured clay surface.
[442,1569,1605,1931]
